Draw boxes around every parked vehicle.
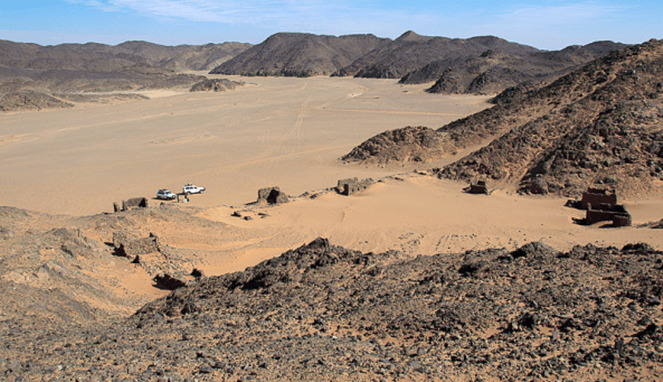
[156,189,177,200]
[183,183,205,194]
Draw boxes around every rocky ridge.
[344,39,663,197]
[2,237,662,380]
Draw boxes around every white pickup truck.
[183,183,206,194]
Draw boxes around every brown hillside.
[344,39,663,197]
[210,33,389,77]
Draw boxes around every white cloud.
[497,2,623,27]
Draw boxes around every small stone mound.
[189,78,244,92]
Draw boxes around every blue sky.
[1,0,661,49]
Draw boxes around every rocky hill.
[3,237,661,380]
[344,39,663,197]
[334,31,539,80]
[210,33,389,77]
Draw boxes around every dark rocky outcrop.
[6,238,661,380]
[342,126,443,163]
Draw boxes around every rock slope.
[344,39,663,197]
[3,238,662,380]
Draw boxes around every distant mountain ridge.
[0,39,251,72]
[0,39,252,110]
[210,33,389,77]
[210,30,626,96]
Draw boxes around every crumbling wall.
[336,178,374,196]
[114,197,149,212]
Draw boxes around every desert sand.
[0,76,488,215]
[2,76,662,281]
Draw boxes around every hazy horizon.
[2,1,662,50]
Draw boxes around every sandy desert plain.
[1,75,662,282]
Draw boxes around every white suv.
[156,189,177,200]
[183,183,205,194]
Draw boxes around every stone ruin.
[579,188,618,209]
[257,186,289,204]
[113,197,149,212]
[112,231,161,260]
[568,187,631,227]
[336,177,374,196]
[464,180,489,195]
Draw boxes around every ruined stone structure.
[257,187,289,204]
[586,203,632,227]
[568,187,631,227]
[113,197,149,212]
[336,177,374,196]
[464,180,489,195]
[580,188,617,209]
